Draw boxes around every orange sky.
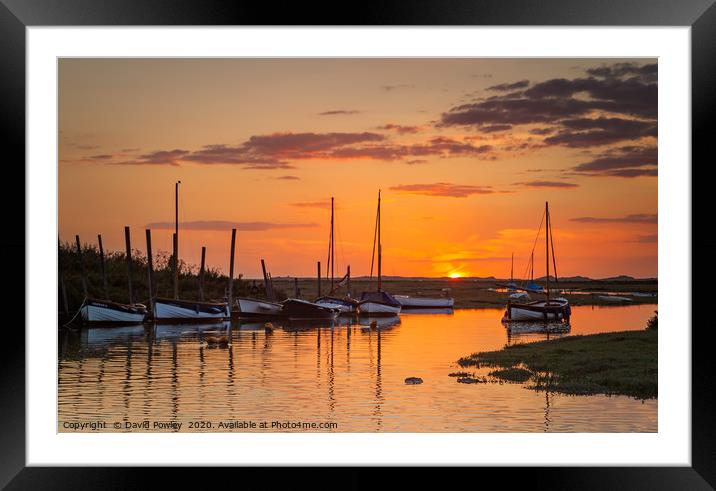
[58,58,657,279]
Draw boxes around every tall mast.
[174,180,181,299]
[510,252,514,283]
[530,251,534,282]
[377,190,382,292]
[545,201,550,303]
[330,197,334,291]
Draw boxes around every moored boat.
[282,298,339,320]
[153,297,230,323]
[358,291,402,315]
[80,298,148,324]
[393,295,454,309]
[504,202,571,324]
[235,297,283,318]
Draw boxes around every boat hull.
[394,295,454,308]
[358,301,401,316]
[282,299,339,320]
[506,300,570,322]
[235,297,283,318]
[80,299,147,324]
[153,298,230,322]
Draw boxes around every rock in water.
[405,377,423,385]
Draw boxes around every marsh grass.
[458,329,657,399]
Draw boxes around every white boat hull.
[153,300,229,321]
[80,302,147,323]
[358,301,401,316]
[235,297,283,317]
[394,295,454,308]
[508,307,563,321]
[315,300,356,313]
[507,299,570,322]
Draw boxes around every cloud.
[146,220,318,231]
[274,175,300,180]
[572,145,657,177]
[390,182,498,198]
[439,62,657,148]
[635,234,658,243]
[515,180,579,188]
[377,124,423,134]
[544,117,657,148]
[487,80,530,91]
[480,124,512,133]
[318,110,361,116]
[117,149,190,166]
[570,214,657,224]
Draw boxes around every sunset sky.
[58,58,657,279]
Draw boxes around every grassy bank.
[457,327,657,399]
[58,242,277,311]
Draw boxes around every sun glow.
[449,272,462,279]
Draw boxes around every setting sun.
[449,273,462,279]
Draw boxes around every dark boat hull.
[281,299,339,320]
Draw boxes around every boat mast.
[510,252,514,284]
[377,190,382,292]
[330,197,334,292]
[545,201,550,303]
[174,180,181,299]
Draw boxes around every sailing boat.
[153,181,231,322]
[523,251,544,293]
[358,191,402,316]
[505,202,571,323]
[315,197,359,314]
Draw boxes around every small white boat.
[509,291,531,301]
[597,295,633,303]
[153,297,230,322]
[235,297,283,318]
[80,298,148,324]
[393,295,454,309]
[358,291,402,316]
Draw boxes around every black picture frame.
[1,0,713,488]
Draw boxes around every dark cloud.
[118,149,189,166]
[406,159,428,165]
[515,180,579,188]
[274,175,300,180]
[572,145,657,177]
[570,214,657,224]
[487,80,529,91]
[146,220,318,231]
[381,84,414,91]
[480,124,512,133]
[318,110,361,116]
[89,154,113,160]
[390,182,497,198]
[544,117,657,148]
[439,62,657,149]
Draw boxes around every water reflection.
[59,304,657,432]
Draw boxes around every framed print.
[2,0,714,487]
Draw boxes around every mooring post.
[124,226,134,304]
[145,229,154,301]
[199,246,206,301]
[228,229,236,312]
[347,265,351,298]
[317,261,321,297]
[98,234,109,299]
[173,232,179,299]
[260,259,272,300]
[75,235,88,300]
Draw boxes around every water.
[58,304,658,432]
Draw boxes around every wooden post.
[260,259,272,300]
[124,226,133,304]
[347,265,351,297]
[75,235,88,299]
[294,277,299,298]
[199,246,206,301]
[228,229,236,311]
[317,261,321,297]
[145,229,154,300]
[98,234,109,299]
[173,232,179,299]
